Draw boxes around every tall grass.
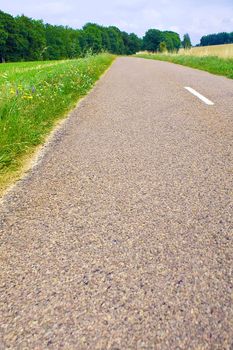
[179,44,233,59]
[0,53,115,191]
[135,53,233,79]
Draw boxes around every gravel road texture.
[0,57,233,349]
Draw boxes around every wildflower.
[23,95,33,100]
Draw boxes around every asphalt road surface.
[0,57,232,350]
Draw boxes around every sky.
[0,0,233,44]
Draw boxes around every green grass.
[0,53,115,192]
[135,54,233,79]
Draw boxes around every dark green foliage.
[200,32,233,46]
[0,9,185,61]
[0,12,46,62]
[163,31,181,52]
[107,26,125,54]
[0,10,142,62]
[82,23,103,53]
[143,29,181,52]
[44,24,80,60]
[0,11,19,62]
[127,33,142,54]
[143,29,162,52]
[182,33,192,49]
[16,16,46,60]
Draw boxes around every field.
[0,53,115,193]
[179,43,233,59]
[135,52,233,79]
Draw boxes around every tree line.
[200,32,233,46]
[0,10,143,62]
[2,10,233,62]
[0,10,184,62]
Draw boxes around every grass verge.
[0,53,115,194]
[135,54,233,79]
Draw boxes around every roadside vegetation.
[179,43,233,59]
[0,53,115,193]
[136,31,233,77]
[135,53,233,79]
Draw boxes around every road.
[0,57,232,349]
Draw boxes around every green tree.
[182,33,192,49]
[100,27,111,52]
[107,26,125,54]
[128,33,142,54]
[0,11,19,62]
[164,31,181,52]
[82,23,103,53]
[65,28,81,58]
[44,24,65,59]
[161,32,174,51]
[200,32,233,46]
[143,29,162,52]
[16,15,46,60]
[0,24,8,62]
[76,29,87,55]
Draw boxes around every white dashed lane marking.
[184,86,214,105]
